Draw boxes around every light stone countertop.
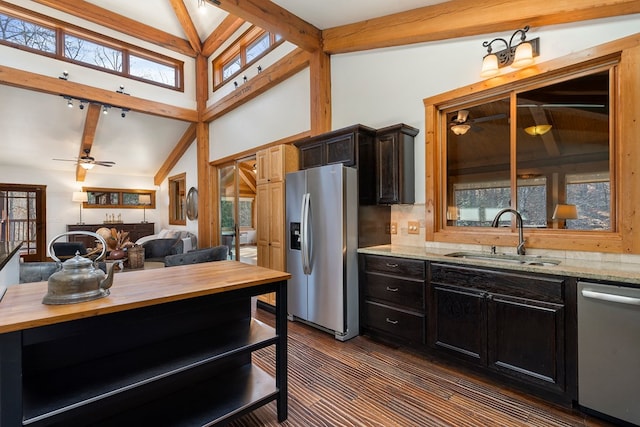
[358,245,640,286]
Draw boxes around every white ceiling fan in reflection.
[449,110,507,136]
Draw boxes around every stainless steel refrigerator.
[286,164,359,341]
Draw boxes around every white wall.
[331,14,640,204]
[157,141,199,235]
[1,165,158,246]
[210,68,310,160]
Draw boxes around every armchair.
[141,238,183,263]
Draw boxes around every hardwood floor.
[229,308,614,427]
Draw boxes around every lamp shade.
[524,124,552,136]
[72,191,88,203]
[451,124,471,135]
[552,204,578,220]
[139,194,152,205]
[512,42,534,68]
[480,54,499,78]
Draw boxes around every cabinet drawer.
[363,255,425,279]
[364,301,424,344]
[365,273,424,310]
[431,263,566,303]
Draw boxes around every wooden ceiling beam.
[206,0,321,52]
[322,0,640,54]
[75,103,101,182]
[0,64,198,122]
[202,15,246,57]
[203,48,310,122]
[168,0,202,54]
[31,0,196,57]
[154,123,198,185]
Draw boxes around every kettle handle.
[49,231,108,263]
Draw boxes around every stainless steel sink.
[444,251,561,266]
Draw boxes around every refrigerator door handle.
[300,192,311,274]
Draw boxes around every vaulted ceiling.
[1,0,638,182]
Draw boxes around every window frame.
[212,26,283,90]
[0,7,184,91]
[423,52,634,254]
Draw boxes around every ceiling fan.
[449,110,507,135]
[53,148,116,169]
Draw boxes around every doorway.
[0,184,47,261]
[217,156,257,263]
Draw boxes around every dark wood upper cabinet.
[294,123,418,206]
[375,123,419,205]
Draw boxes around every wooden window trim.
[424,34,640,254]
[212,26,284,90]
[169,173,187,226]
[0,4,184,91]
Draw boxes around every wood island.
[0,260,290,426]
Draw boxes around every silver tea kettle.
[43,231,115,305]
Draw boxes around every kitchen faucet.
[490,208,526,255]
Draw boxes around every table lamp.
[139,194,151,223]
[72,191,88,224]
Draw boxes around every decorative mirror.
[186,187,198,220]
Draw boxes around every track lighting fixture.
[59,71,69,80]
[257,65,262,73]
[116,85,129,95]
[480,26,540,78]
[60,96,128,118]
[234,81,238,88]
[243,75,248,83]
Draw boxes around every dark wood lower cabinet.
[360,254,577,405]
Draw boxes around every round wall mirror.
[186,187,198,220]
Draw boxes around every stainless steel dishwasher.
[578,281,640,425]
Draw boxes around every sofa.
[19,261,107,284]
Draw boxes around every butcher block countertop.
[0,260,290,334]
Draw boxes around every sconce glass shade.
[512,42,534,68]
[524,124,552,136]
[72,191,88,203]
[552,204,578,220]
[451,124,471,135]
[480,54,499,78]
[80,163,95,170]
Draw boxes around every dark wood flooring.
[229,309,613,427]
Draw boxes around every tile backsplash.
[391,204,640,266]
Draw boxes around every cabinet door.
[487,294,566,392]
[256,149,269,185]
[428,283,487,365]
[324,133,356,166]
[376,132,400,204]
[268,182,285,271]
[299,141,324,170]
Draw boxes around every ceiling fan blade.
[94,161,115,167]
[470,113,507,124]
[52,158,79,162]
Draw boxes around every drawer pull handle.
[386,287,399,292]
[386,263,399,268]
[386,318,399,325]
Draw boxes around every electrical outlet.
[408,221,420,235]
[390,222,397,234]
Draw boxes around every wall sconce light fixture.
[480,26,540,78]
[524,124,552,136]
[59,70,69,80]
